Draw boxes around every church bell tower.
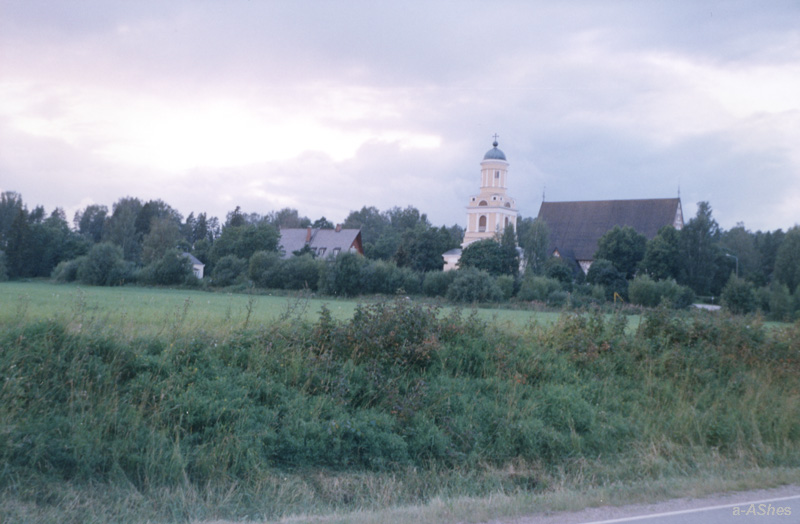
[461,137,519,246]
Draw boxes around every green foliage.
[2,293,800,520]
[459,237,517,277]
[51,257,85,283]
[543,257,573,284]
[320,252,367,297]
[137,249,194,286]
[641,226,681,281]
[628,275,695,309]
[679,201,725,296]
[495,274,515,300]
[0,251,7,281]
[281,253,324,291]
[586,259,627,300]
[766,281,793,321]
[422,270,457,297]
[210,223,279,267]
[519,217,550,275]
[446,268,503,303]
[78,242,132,286]
[774,226,800,292]
[595,226,647,279]
[211,255,248,287]
[248,250,283,288]
[518,275,562,302]
[721,274,757,315]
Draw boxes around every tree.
[342,206,390,248]
[73,204,108,243]
[679,202,724,296]
[138,249,193,285]
[103,197,143,262]
[458,239,510,276]
[78,242,131,286]
[211,255,248,287]
[266,208,310,229]
[446,268,503,303]
[721,274,757,315]
[312,216,334,229]
[595,226,647,280]
[320,252,366,297]
[142,217,183,264]
[0,191,24,249]
[586,259,628,300]
[720,223,759,282]
[640,226,682,281]
[519,217,550,275]
[394,225,459,272]
[5,208,31,278]
[499,224,520,277]
[774,226,800,292]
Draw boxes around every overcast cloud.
[1,0,799,231]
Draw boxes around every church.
[442,138,519,270]
[443,138,683,274]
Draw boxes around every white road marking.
[577,494,800,523]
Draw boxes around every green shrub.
[518,275,562,302]
[586,259,627,301]
[721,274,757,315]
[446,268,503,303]
[422,270,457,297]
[248,250,283,288]
[51,256,85,283]
[212,255,248,287]
[628,275,695,309]
[319,252,367,297]
[281,253,324,291]
[77,242,132,286]
[137,249,193,286]
[495,275,515,300]
[547,289,569,307]
[0,250,7,281]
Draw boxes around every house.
[278,225,363,259]
[182,252,205,279]
[536,198,684,274]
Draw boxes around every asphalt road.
[496,485,800,524]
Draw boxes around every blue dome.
[483,140,507,161]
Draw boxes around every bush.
[496,275,515,300]
[77,243,132,286]
[281,254,324,291]
[586,259,627,301]
[446,268,503,303]
[628,275,695,309]
[212,255,248,287]
[248,250,283,288]
[547,289,569,307]
[766,282,792,321]
[518,275,562,302]
[422,270,457,297]
[721,274,757,315]
[0,251,7,281]
[137,250,194,286]
[544,257,574,284]
[320,252,367,297]
[362,260,422,295]
[52,257,85,283]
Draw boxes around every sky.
[1,0,799,232]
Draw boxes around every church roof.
[279,227,363,259]
[537,198,682,261]
[483,140,507,161]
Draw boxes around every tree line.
[1,190,798,318]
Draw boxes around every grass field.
[1,280,798,524]
[0,280,568,336]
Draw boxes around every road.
[495,485,799,524]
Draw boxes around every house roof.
[181,252,204,267]
[537,198,682,261]
[278,227,362,259]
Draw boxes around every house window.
[332,248,341,256]
[318,247,326,256]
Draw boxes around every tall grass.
[1,288,799,522]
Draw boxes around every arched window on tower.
[479,216,487,232]
[478,200,488,206]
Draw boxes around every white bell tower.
[462,136,519,246]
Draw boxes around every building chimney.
[306,226,312,243]
[335,224,342,233]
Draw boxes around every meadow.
[1,281,798,523]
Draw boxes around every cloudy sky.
[1,0,799,232]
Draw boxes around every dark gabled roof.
[278,227,363,259]
[181,252,204,267]
[537,198,682,261]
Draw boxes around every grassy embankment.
[1,281,799,523]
